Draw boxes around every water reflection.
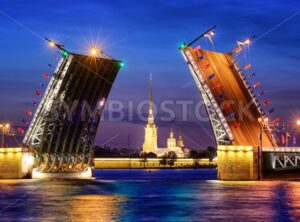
[0,170,299,221]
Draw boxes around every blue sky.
[0,0,299,148]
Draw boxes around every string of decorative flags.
[196,38,279,132]
[193,43,241,129]
[234,43,299,145]
[18,53,59,135]
[191,39,296,145]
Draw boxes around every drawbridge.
[23,41,122,175]
[179,27,300,179]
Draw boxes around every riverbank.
[94,158,216,169]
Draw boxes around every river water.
[0,169,299,221]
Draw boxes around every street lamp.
[297,120,300,126]
[258,117,268,148]
[257,117,268,180]
[0,123,10,148]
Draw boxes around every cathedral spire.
[142,73,158,153]
[148,73,154,124]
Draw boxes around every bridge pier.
[0,147,34,179]
[217,145,259,180]
[31,167,93,179]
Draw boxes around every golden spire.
[148,73,154,124]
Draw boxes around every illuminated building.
[142,76,187,157]
[142,74,158,154]
[156,129,186,158]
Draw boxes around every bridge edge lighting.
[118,61,124,68]
[179,43,186,49]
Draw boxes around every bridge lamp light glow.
[118,61,125,68]
[89,47,100,56]
[258,118,268,123]
[179,43,186,49]
[48,41,56,47]
[297,120,300,125]
[205,31,215,38]
[244,39,250,45]
[62,50,69,57]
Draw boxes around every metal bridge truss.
[275,153,300,170]
[180,48,233,145]
[23,53,120,173]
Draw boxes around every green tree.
[206,146,217,161]
[189,150,200,167]
[160,151,178,168]
[159,154,167,167]
[166,151,177,167]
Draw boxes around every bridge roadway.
[188,47,275,147]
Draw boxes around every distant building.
[142,75,188,158]
[156,129,186,158]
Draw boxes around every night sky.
[0,0,299,149]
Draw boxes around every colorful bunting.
[227,112,235,119]
[253,81,261,88]
[204,64,210,69]
[293,135,297,145]
[268,108,274,114]
[248,73,255,77]
[17,127,24,134]
[32,101,38,106]
[193,46,200,51]
[258,90,265,96]
[35,91,41,97]
[272,118,280,123]
[234,46,242,54]
[208,74,215,80]
[25,108,32,116]
[198,54,205,60]
[48,64,53,67]
[42,73,49,79]
[40,82,45,87]
[244,64,251,70]
[223,103,231,110]
[213,83,221,90]
[263,98,271,106]
[281,134,285,145]
[233,122,241,128]
[218,92,225,99]
[22,118,29,125]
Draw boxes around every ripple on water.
[0,169,299,221]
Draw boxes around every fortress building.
[142,75,187,158]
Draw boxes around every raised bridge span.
[179,27,299,180]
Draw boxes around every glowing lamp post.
[89,47,101,56]
[0,123,10,148]
[258,118,268,148]
[257,117,268,180]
